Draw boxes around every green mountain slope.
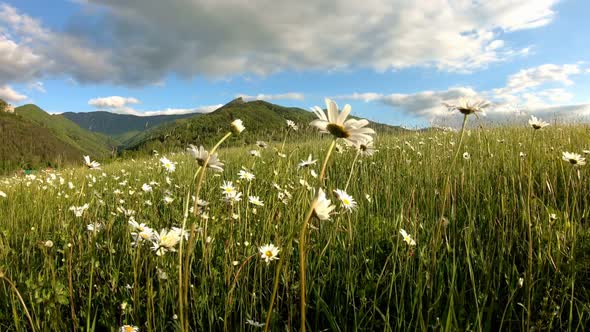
[15,104,115,158]
[0,111,84,174]
[122,98,404,152]
[61,111,198,140]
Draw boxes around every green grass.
[0,121,589,331]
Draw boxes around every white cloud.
[104,104,222,117]
[88,96,140,108]
[0,1,561,85]
[0,85,27,102]
[27,81,46,93]
[499,64,581,94]
[237,92,304,101]
[333,62,590,123]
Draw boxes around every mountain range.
[0,97,404,174]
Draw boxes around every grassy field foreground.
[1,122,589,331]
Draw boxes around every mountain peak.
[226,97,246,106]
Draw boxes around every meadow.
[1,106,589,331]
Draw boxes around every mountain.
[122,98,405,153]
[15,104,116,158]
[0,110,84,174]
[61,111,198,142]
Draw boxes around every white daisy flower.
[528,115,549,129]
[399,229,416,246]
[231,119,245,134]
[313,188,335,220]
[160,157,176,172]
[249,196,264,206]
[562,151,586,166]
[259,243,279,264]
[83,155,101,170]
[333,189,357,211]
[310,98,375,145]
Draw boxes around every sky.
[1,0,590,127]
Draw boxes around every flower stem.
[344,150,360,191]
[299,138,337,332]
[441,114,469,215]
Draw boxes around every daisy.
[249,196,264,206]
[399,229,416,246]
[119,325,139,332]
[463,152,471,160]
[223,191,243,203]
[0,191,6,198]
[87,222,103,233]
[249,150,261,157]
[256,141,268,149]
[220,181,237,196]
[151,228,182,256]
[231,119,245,134]
[310,98,375,145]
[259,244,280,264]
[529,115,549,129]
[69,203,90,217]
[562,152,586,166]
[355,139,376,157]
[313,188,335,220]
[286,119,298,131]
[443,98,490,116]
[160,157,176,172]
[246,319,265,328]
[298,154,317,168]
[163,196,174,204]
[187,145,224,172]
[141,183,152,192]
[238,169,255,181]
[83,155,100,170]
[333,189,357,211]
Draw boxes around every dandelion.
[334,189,357,211]
[562,152,586,166]
[399,229,416,246]
[463,152,471,160]
[286,119,298,131]
[310,98,375,145]
[529,115,549,129]
[231,119,245,134]
[249,196,264,206]
[83,155,101,170]
[238,169,255,181]
[119,325,139,332]
[259,244,280,264]
[313,188,335,220]
[69,204,89,217]
[443,98,490,116]
[160,157,176,172]
[187,145,224,172]
[298,154,317,168]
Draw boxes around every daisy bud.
[231,119,245,135]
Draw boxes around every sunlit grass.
[1,123,589,331]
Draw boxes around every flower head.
[187,145,224,172]
[231,119,245,134]
[310,98,375,145]
[83,156,101,170]
[238,169,255,181]
[298,154,317,169]
[355,139,376,157]
[151,228,182,256]
[256,141,268,149]
[119,325,139,332]
[259,243,280,264]
[334,189,357,211]
[249,196,264,206]
[160,157,176,172]
[69,203,89,217]
[562,152,586,166]
[443,98,490,116]
[399,229,416,246]
[286,120,299,131]
[313,188,335,220]
[529,115,549,129]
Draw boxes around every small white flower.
[246,319,265,328]
[141,183,152,192]
[313,188,335,220]
[463,152,471,160]
[298,154,317,168]
[163,196,174,204]
[119,325,139,332]
[160,157,176,172]
[43,240,54,248]
[238,169,255,181]
[286,120,298,131]
[259,244,280,264]
[528,115,549,129]
[333,189,357,211]
[231,119,245,134]
[83,155,101,170]
[0,191,6,198]
[399,229,416,246]
[562,152,586,166]
[249,196,264,206]
[69,204,90,217]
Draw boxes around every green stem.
[344,151,360,191]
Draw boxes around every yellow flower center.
[342,198,350,206]
[326,123,350,138]
[265,250,273,257]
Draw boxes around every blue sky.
[1,0,589,127]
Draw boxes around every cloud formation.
[0,85,27,102]
[88,95,221,116]
[334,63,590,124]
[237,93,304,101]
[0,1,560,85]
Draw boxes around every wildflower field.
[1,100,590,331]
